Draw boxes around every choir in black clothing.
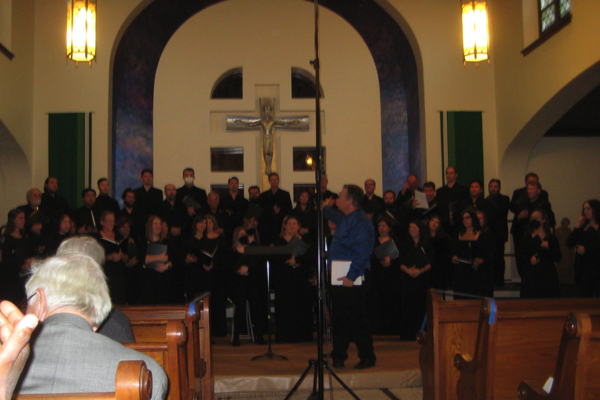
[4,165,600,349]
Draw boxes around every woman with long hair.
[293,190,317,243]
[369,217,402,334]
[0,209,27,302]
[137,215,172,304]
[519,208,561,298]
[198,214,228,336]
[399,220,433,340]
[567,199,600,297]
[116,215,139,304]
[97,211,127,304]
[227,226,267,346]
[45,214,72,256]
[271,215,314,343]
[425,214,452,291]
[184,214,207,301]
[451,207,494,299]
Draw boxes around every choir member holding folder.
[227,226,267,346]
[137,215,172,304]
[270,215,314,343]
[451,207,494,299]
[369,217,402,334]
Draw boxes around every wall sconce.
[462,0,489,66]
[67,0,96,67]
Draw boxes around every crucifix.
[226,98,309,175]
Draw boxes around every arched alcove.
[111,0,421,197]
[0,119,32,218]
[500,60,600,191]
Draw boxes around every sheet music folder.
[331,260,363,286]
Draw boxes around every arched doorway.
[111,0,420,198]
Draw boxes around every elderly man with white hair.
[14,253,168,399]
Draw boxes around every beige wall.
[153,0,381,196]
[384,0,498,186]
[30,0,141,197]
[526,137,600,225]
[1,0,598,220]
[0,0,34,218]
[492,0,600,191]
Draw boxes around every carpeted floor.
[215,387,423,400]
[213,335,422,396]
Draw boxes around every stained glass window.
[539,0,570,33]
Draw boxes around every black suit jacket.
[133,186,163,221]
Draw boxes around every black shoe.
[331,359,345,368]
[232,337,240,347]
[353,359,375,370]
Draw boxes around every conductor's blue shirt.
[323,206,375,282]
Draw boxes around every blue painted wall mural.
[112,0,419,198]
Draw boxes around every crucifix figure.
[226,98,309,175]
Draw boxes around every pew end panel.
[518,314,600,400]
[118,294,211,400]
[125,320,190,400]
[419,289,480,400]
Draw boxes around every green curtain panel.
[447,111,483,186]
[48,113,85,208]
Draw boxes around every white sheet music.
[331,260,363,286]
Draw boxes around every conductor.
[323,184,376,370]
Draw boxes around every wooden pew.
[518,313,600,400]
[125,320,190,400]
[417,289,482,400]
[418,289,600,400]
[453,297,600,400]
[118,294,212,400]
[14,360,152,400]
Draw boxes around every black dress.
[271,236,314,343]
[137,237,172,305]
[369,236,402,334]
[452,231,494,299]
[429,232,453,290]
[227,243,267,341]
[399,240,433,341]
[567,225,600,297]
[195,235,228,337]
[519,233,561,299]
[97,233,127,305]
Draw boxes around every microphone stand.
[252,260,288,360]
[285,1,359,398]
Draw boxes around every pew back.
[13,360,152,400]
[454,298,600,400]
[419,289,600,400]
